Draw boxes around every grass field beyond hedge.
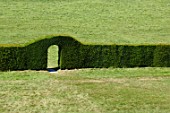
[0,68,170,113]
[0,0,170,44]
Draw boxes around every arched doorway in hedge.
[24,36,82,70]
[47,45,59,69]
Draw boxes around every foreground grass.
[0,68,170,113]
[1,0,170,44]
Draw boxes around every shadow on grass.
[47,67,60,72]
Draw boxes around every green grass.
[0,0,170,44]
[0,68,170,113]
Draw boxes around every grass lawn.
[0,68,170,113]
[0,0,170,44]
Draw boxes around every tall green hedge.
[60,45,161,69]
[153,45,170,67]
[117,45,156,67]
[0,36,82,71]
[0,46,26,71]
[0,35,169,71]
[25,36,82,70]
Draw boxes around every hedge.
[24,35,81,70]
[60,45,158,69]
[0,46,26,71]
[0,35,169,71]
[153,45,170,67]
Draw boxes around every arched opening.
[47,45,59,69]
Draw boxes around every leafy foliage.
[153,45,170,67]
[0,36,169,71]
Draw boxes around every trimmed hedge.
[0,35,170,71]
[0,46,26,71]
[153,45,170,67]
[60,45,159,69]
[0,36,82,71]
[24,36,82,70]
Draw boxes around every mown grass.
[0,68,170,113]
[0,0,170,44]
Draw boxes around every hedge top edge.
[0,35,170,47]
